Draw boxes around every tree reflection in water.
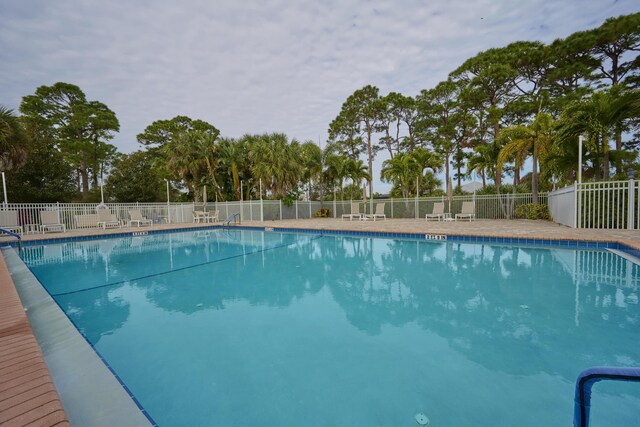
[28,230,640,423]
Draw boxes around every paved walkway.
[243,218,640,250]
[0,255,69,427]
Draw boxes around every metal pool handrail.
[223,212,240,225]
[0,227,21,249]
[574,366,640,427]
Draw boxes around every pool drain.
[415,413,430,425]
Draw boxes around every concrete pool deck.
[2,219,639,249]
[1,218,640,425]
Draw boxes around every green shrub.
[515,204,551,220]
[314,208,332,218]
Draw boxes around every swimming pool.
[20,228,640,426]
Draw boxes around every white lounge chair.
[0,211,22,234]
[40,211,66,233]
[426,202,446,221]
[363,203,386,221]
[97,209,120,229]
[129,209,153,227]
[193,210,218,223]
[341,203,362,221]
[455,202,476,221]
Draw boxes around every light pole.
[578,135,584,184]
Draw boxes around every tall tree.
[329,85,380,198]
[416,81,474,194]
[450,47,519,190]
[20,83,119,198]
[105,151,167,202]
[0,106,29,171]
[137,115,220,148]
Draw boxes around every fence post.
[415,177,419,219]
[259,179,264,222]
[574,181,579,228]
[295,200,298,220]
[628,179,635,230]
[391,197,393,219]
[333,192,337,219]
[309,200,312,219]
[279,200,282,220]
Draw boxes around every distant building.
[461,182,483,193]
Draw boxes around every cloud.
[0,0,637,192]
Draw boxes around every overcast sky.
[1,0,638,193]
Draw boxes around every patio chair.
[341,203,362,221]
[0,211,23,234]
[193,210,209,223]
[363,203,386,221]
[208,210,220,222]
[40,211,66,233]
[97,209,120,229]
[455,201,476,221]
[129,209,153,227]
[425,202,446,221]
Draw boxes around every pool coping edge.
[1,248,155,427]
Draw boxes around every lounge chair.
[194,210,218,223]
[341,203,362,221]
[363,203,386,221]
[425,202,446,221]
[40,211,66,233]
[0,211,23,234]
[129,209,153,227]
[455,201,476,221]
[97,209,120,229]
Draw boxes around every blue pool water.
[20,229,640,426]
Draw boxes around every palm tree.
[346,159,369,200]
[219,137,246,200]
[324,148,350,200]
[497,113,553,204]
[300,141,322,200]
[381,152,418,198]
[0,106,29,171]
[249,133,303,198]
[467,143,500,188]
[555,88,636,179]
[164,130,221,202]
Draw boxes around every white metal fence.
[0,202,196,233]
[0,193,549,233]
[548,179,640,229]
[548,185,577,228]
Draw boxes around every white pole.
[415,176,419,219]
[1,172,7,208]
[165,179,171,223]
[260,179,264,222]
[578,135,584,184]
[100,183,104,204]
